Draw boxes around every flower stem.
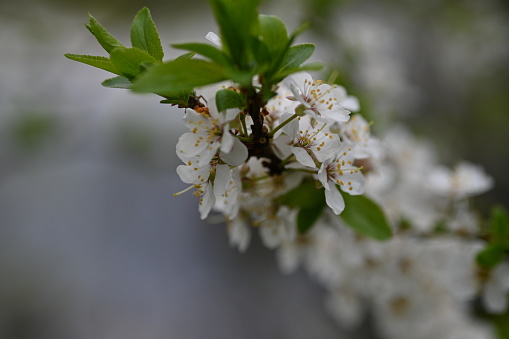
[240,113,248,137]
[268,113,298,138]
[236,135,252,142]
[278,153,295,168]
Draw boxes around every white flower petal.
[213,164,231,197]
[318,161,331,190]
[313,136,341,162]
[228,217,251,252]
[280,112,298,139]
[292,147,316,168]
[276,243,302,274]
[176,163,210,184]
[338,171,365,195]
[199,185,215,220]
[176,132,209,160]
[225,108,239,122]
[219,137,248,166]
[325,185,345,215]
[205,31,222,46]
[483,280,508,313]
[342,95,360,112]
[182,109,212,130]
[219,125,234,154]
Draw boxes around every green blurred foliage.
[10,113,57,153]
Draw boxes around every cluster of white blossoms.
[276,126,509,339]
[175,71,369,242]
[173,71,508,338]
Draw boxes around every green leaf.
[476,205,509,269]
[209,0,259,69]
[258,15,288,56]
[131,58,228,95]
[476,244,505,269]
[274,62,324,83]
[130,7,164,61]
[64,54,121,75]
[215,89,246,112]
[249,36,272,70]
[85,14,124,53]
[160,90,194,107]
[175,52,196,60]
[281,44,315,70]
[280,178,326,234]
[298,204,326,234]
[339,190,393,240]
[110,46,158,79]
[101,76,131,89]
[281,178,324,209]
[289,21,310,42]
[491,205,509,243]
[225,69,254,88]
[172,43,230,66]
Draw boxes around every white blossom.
[317,146,365,214]
[482,262,509,313]
[283,72,355,124]
[258,206,297,249]
[428,162,494,199]
[176,107,247,167]
[282,114,341,168]
[341,114,383,160]
[227,214,251,252]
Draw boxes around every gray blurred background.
[1,0,508,338]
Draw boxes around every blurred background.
[1,0,508,338]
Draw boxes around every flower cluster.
[276,126,506,339]
[171,71,508,338]
[174,72,375,250]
